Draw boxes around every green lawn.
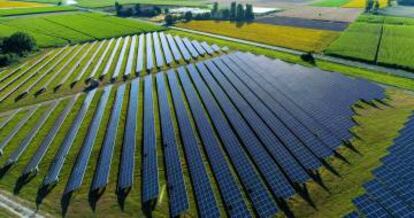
[18,0,207,8]
[312,0,351,7]
[0,6,77,16]
[0,12,164,47]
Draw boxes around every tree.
[134,4,141,15]
[184,11,193,22]
[365,0,374,12]
[230,2,236,20]
[220,8,230,19]
[211,2,219,17]
[115,2,123,15]
[245,4,254,21]
[164,8,169,14]
[153,6,161,14]
[2,32,36,54]
[236,3,244,21]
[164,14,174,25]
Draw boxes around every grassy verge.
[0,6,77,17]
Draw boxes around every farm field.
[0,32,223,109]
[326,14,414,70]
[0,6,76,16]
[255,15,349,31]
[0,50,392,217]
[312,0,351,7]
[176,21,341,52]
[0,12,163,47]
[0,0,46,8]
[275,6,362,22]
[343,0,388,8]
[18,0,207,8]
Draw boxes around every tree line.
[0,32,37,67]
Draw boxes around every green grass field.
[0,6,77,16]
[326,14,414,70]
[312,0,351,7]
[18,0,207,8]
[0,12,163,47]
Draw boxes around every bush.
[184,11,193,22]
[300,52,315,64]
[0,53,18,67]
[2,32,36,54]
[165,14,174,25]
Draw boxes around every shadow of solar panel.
[142,75,159,202]
[43,89,96,186]
[156,73,188,216]
[92,84,126,191]
[167,70,220,217]
[177,67,251,217]
[118,78,140,190]
[22,95,78,176]
[65,85,112,194]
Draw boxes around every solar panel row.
[166,34,182,62]
[159,32,173,64]
[101,37,123,78]
[152,32,164,68]
[125,35,137,77]
[89,39,114,80]
[0,108,21,130]
[43,89,96,186]
[112,36,130,80]
[55,44,88,88]
[73,40,106,84]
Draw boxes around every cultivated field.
[0,0,46,8]
[275,6,362,22]
[326,14,414,70]
[18,0,207,8]
[177,21,341,52]
[0,6,76,16]
[0,12,163,47]
[255,15,349,31]
[343,0,388,8]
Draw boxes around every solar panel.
[166,70,220,217]
[101,37,123,78]
[214,57,332,162]
[176,67,253,217]
[43,89,96,186]
[136,34,145,73]
[155,73,188,216]
[191,40,206,56]
[152,32,164,68]
[73,40,106,83]
[54,44,88,89]
[118,78,140,190]
[185,65,280,216]
[92,84,126,191]
[0,63,27,84]
[0,105,39,153]
[88,38,114,80]
[124,35,137,77]
[200,42,214,55]
[211,44,221,52]
[22,95,78,175]
[202,60,310,183]
[166,34,182,62]
[173,36,191,61]
[159,32,173,65]
[65,85,112,194]
[5,101,59,166]
[182,38,199,58]
[142,75,159,202]
[0,108,21,130]
[112,36,130,80]
[353,195,391,218]
[146,33,154,71]
[193,62,296,198]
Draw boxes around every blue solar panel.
[193,63,295,199]
[159,32,173,65]
[182,38,199,58]
[118,78,140,190]
[0,105,39,153]
[43,89,96,186]
[174,36,191,61]
[185,65,279,216]
[113,36,130,80]
[136,34,145,73]
[353,195,390,218]
[65,85,112,194]
[0,108,21,130]
[200,42,214,55]
[89,39,114,79]
[142,75,159,202]
[125,35,137,77]
[166,34,182,62]
[176,67,252,217]
[92,84,126,191]
[102,37,123,78]
[191,40,206,56]
[211,57,327,168]
[344,211,360,218]
[201,60,310,183]
[5,101,59,166]
[152,32,164,68]
[22,95,78,176]
[155,73,189,216]
[146,33,154,71]
[166,70,220,217]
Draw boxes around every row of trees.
[0,32,37,67]
[115,2,164,17]
[165,2,255,25]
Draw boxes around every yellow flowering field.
[0,0,47,9]
[343,0,388,8]
[177,21,340,52]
